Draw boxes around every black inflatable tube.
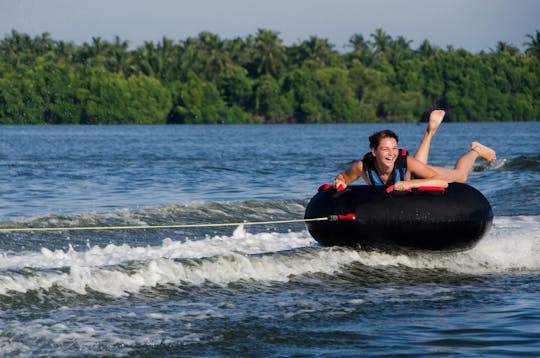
[304,183,493,251]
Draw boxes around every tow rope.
[0,214,356,233]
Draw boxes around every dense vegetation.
[1,29,539,124]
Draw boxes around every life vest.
[362,148,408,186]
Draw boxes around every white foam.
[347,216,540,274]
[461,216,540,273]
[0,225,314,270]
[0,247,365,297]
[0,226,319,296]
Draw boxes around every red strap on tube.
[387,185,445,193]
[417,186,446,193]
[386,185,412,193]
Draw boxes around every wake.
[0,216,538,297]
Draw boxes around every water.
[0,123,539,356]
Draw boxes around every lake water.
[1,122,539,356]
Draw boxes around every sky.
[1,0,539,53]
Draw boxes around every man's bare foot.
[471,141,496,162]
[427,110,445,134]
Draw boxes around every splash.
[495,155,540,172]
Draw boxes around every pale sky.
[1,0,539,53]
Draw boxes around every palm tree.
[523,30,540,60]
[223,37,250,70]
[490,41,520,55]
[295,36,339,67]
[158,37,182,81]
[32,32,56,58]
[370,28,392,55]
[198,31,232,80]
[55,40,78,64]
[0,29,34,66]
[178,32,231,81]
[108,35,134,75]
[348,34,369,52]
[134,41,160,77]
[79,36,109,67]
[417,39,436,59]
[134,37,183,81]
[387,35,413,66]
[344,33,374,67]
[253,29,286,77]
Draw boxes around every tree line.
[0,28,539,124]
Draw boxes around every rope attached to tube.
[0,215,357,233]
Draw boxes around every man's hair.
[368,130,399,149]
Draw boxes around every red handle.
[338,213,356,220]
[328,213,356,221]
[317,183,345,192]
[318,183,333,192]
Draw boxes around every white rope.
[0,217,329,233]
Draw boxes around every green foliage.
[312,67,363,122]
[254,75,293,122]
[0,63,43,124]
[34,58,82,124]
[0,29,539,124]
[78,67,132,124]
[167,73,250,124]
[127,75,172,124]
[76,68,172,124]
